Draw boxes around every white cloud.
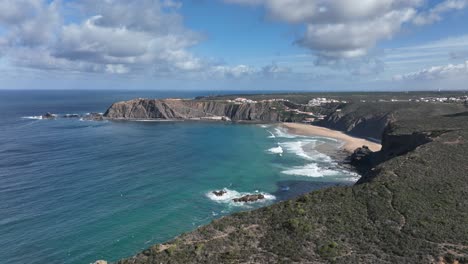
[393,61,468,80]
[0,0,61,47]
[225,0,468,62]
[0,0,203,75]
[0,0,288,80]
[105,64,130,74]
[299,8,415,59]
[199,62,291,79]
[413,0,468,25]
[211,64,258,78]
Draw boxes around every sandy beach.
[282,123,382,153]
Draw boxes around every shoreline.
[281,123,382,153]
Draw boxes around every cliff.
[112,102,468,263]
[104,98,287,122]
[317,101,467,140]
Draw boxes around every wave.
[282,163,360,181]
[267,146,283,154]
[21,116,43,120]
[267,130,276,138]
[278,140,331,162]
[273,127,299,138]
[206,188,275,206]
[271,126,340,144]
[282,163,338,177]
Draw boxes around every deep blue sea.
[0,90,359,264]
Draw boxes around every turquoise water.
[0,91,358,264]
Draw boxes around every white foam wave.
[268,146,283,154]
[21,116,43,120]
[273,127,299,138]
[282,163,338,177]
[206,188,275,206]
[282,163,360,181]
[279,140,331,162]
[267,130,276,138]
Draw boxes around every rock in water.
[82,113,104,121]
[42,112,57,119]
[94,260,107,264]
[233,194,265,203]
[212,190,227,197]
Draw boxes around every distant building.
[308,98,343,106]
[233,98,257,104]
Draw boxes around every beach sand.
[282,123,382,153]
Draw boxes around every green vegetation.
[115,93,468,264]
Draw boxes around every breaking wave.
[282,163,360,181]
[279,140,332,162]
[267,130,276,138]
[273,127,299,138]
[21,116,43,120]
[282,163,338,177]
[206,188,276,206]
[267,146,283,154]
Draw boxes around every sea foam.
[267,146,283,154]
[267,130,276,138]
[279,140,331,162]
[206,188,276,206]
[273,127,299,138]
[282,163,360,181]
[21,116,43,120]
[281,163,338,177]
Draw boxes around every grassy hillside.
[114,98,468,264]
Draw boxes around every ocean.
[0,90,358,264]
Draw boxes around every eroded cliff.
[104,99,287,122]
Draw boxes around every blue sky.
[0,0,468,91]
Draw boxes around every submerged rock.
[212,190,227,197]
[233,194,265,203]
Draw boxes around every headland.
[108,92,468,264]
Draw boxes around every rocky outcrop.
[42,112,57,119]
[349,146,373,166]
[104,99,285,122]
[212,190,227,197]
[233,194,265,203]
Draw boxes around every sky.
[0,0,468,91]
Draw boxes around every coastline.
[281,122,382,153]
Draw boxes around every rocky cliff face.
[317,102,468,141]
[316,103,393,140]
[104,99,284,122]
